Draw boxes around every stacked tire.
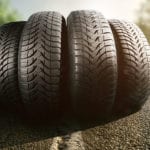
[67,11,118,119]
[18,12,67,119]
[0,10,149,121]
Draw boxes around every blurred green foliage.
[0,0,20,25]
[137,0,150,43]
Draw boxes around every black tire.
[0,22,25,111]
[67,10,118,119]
[109,20,150,114]
[18,12,67,119]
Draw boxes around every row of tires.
[0,10,150,120]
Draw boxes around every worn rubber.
[109,20,150,114]
[0,22,25,111]
[18,12,67,119]
[67,10,118,119]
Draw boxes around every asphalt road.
[0,98,150,150]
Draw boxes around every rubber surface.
[0,22,25,111]
[18,12,67,119]
[109,20,150,114]
[67,10,118,119]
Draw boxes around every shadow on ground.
[0,108,138,149]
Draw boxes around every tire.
[0,22,25,111]
[67,10,118,119]
[18,12,67,119]
[109,20,150,114]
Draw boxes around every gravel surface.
[82,99,150,150]
[0,98,150,150]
